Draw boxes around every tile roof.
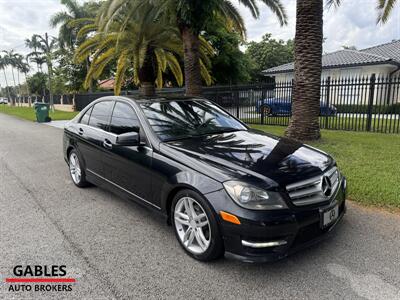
[263,40,400,75]
[360,40,400,62]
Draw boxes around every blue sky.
[0,0,399,86]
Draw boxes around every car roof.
[122,94,206,104]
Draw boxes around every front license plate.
[321,205,339,228]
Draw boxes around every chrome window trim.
[87,169,160,210]
[76,98,153,149]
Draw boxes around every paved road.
[0,114,399,300]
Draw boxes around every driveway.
[0,113,399,299]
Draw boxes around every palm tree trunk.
[285,0,323,141]
[38,64,46,98]
[47,62,54,111]
[24,72,31,107]
[86,58,94,92]
[138,49,156,97]
[11,68,17,106]
[2,69,11,102]
[181,26,202,97]
[17,71,22,106]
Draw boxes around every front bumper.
[206,177,347,263]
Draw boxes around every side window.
[79,106,93,125]
[88,101,114,131]
[109,102,140,135]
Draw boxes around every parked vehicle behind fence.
[256,97,337,116]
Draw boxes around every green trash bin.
[33,102,52,123]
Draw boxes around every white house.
[262,40,400,105]
[263,40,400,81]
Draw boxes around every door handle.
[103,138,112,149]
[78,128,84,135]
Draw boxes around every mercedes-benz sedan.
[64,96,346,262]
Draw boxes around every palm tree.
[2,50,20,105]
[79,2,213,96]
[14,54,30,104]
[377,0,399,23]
[25,35,43,72]
[14,54,24,105]
[99,0,287,96]
[0,55,12,102]
[50,0,100,49]
[31,33,58,109]
[51,0,101,92]
[17,58,31,106]
[29,56,46,74]
[285,0,340,141]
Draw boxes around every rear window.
[79,107,93,125]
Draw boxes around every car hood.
[161,129,334,187]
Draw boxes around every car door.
[75,100,114,178]
[102,101,153,203]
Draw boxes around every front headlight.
[223,181,288,210]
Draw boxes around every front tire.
[68,150,89,188]
[261,105,273,116]
[171,189,224,261]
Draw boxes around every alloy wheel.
[69,153,82,185]
[174,197,211,254]
[263,105,271,115]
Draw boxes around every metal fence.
[71,74,400,134]
[206,74,400,134]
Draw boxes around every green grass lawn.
[0,105,79,121]
[250,124,400,210]
[242,116,400,134]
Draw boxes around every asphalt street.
[0,113,399,299]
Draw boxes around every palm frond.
[200,59,213,86]
[218,1,247,39]
[114,50,130,95]
[67,17,95,29]
[77,23,98,39]
[165,52,183,86]
[258,0,287,26]
[237,0,260,18]
[50,12,71,27]
[376,0,397,23]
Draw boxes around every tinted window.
[110,102,140,135]
[140,100,247,141]
[88,101,113,131]
[79,106,93,125]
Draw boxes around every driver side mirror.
[115,131,140,146]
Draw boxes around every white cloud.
[0,0,399,88]
[238,0,400,52]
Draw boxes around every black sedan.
[64,96,347,262]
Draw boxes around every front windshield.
[140,100,247,141]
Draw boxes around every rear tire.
[68,150,89,188]
[171,189,224,261]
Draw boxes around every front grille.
[286,167,340,206]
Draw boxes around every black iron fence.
[68,74,400,134]
[205,74,400,134]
